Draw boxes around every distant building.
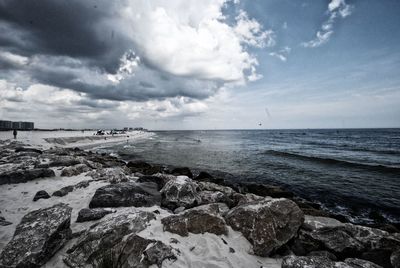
[0,120,34,130]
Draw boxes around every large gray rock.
[225,198,304,256]
[160,176,201,210]
[89,182,161,208]
[197,181,236,197]
[88,167,131,183]
[199,190,233,206]
[392,249,400,268]
[291,216,400,265]
[93,234,175,268]
[0,203,72,267]
[137,173,175,190]
[76,208,114,222]
[64,211,156,267]
[0,168,55,185]
[162,204,228,236]
[282,255,352,268]
[61,164,91,177]
[345,258,383,268]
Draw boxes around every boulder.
[198,181,236,197]
[0,168,55,185]
[88,167,130,183]
[0,203,72,267]
[225,198,304,256]
[76,208,114,222]
[392,249,400,268]
[232,192,265,206]
[137,173,174,190]
[302,215,344,231]
[64,211,156,267]
[308,250,337,261]
[199,190,233,206]
[170,167,193,178]
[194,171,214,182]
[15,147,43,154]
[162,204,228,236]
[74,180,91,189]
[240,183,294,198]
[53,185,74,197]
[160,176,201,210]
[89,182,161,208]
[94,234,175,268]
[282,255,352,268]
[48,156,81,167]
[345,258,383,268]
[0,216,12,226]
[61,164,91,177]
[33,190,51,201]
[127,160,163,175]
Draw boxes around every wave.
[262,150,400,173]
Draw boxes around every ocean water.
[94,128,400,224]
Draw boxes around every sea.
[93,128,400,225]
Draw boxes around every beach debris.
[0,203,72,267]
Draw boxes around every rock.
[109,234,175,268]
[198,181,236,197]
[48,156,81,167]
[225,198,304,256]
[137,173,174,190]
[160,176,201,210]
[282,255,352,268]
[308,250,338,261]
[64,211,156,267]
[88,167,130,183]
[76,208,114,222]
[292,216,400,263]
[15,147,43,154]
[0,203,72,267]
[61,164,91,177]
[53,185,74,197]
[392,249,400,268]
[194,171,214,181]
[0,216,12,226]
[89,182,161,208]
[232,192,265,206]
[345,258,383,268]
[170,167,193,178]
[199,190,233,207]
[33,190,51,201]
[302,215,345,231]
[240,183,294,198]
[127,160,162,175]
[162,204,228,236]
[0,168,55,185]
[74,180,91,189]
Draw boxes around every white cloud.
[107,50,140,83]
[119,0,270,83]
[0,51,29,66]
[269,46,291,62]
[302,0,353,48]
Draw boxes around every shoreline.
[0,137,399,267]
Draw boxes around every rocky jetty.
[0,140,399,268]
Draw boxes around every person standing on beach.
[13,129,17,139]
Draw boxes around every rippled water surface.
[96,128,400,224]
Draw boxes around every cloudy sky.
[0,0,399,130]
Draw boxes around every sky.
[0,0,399,130]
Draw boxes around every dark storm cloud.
[0,0,129,72]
